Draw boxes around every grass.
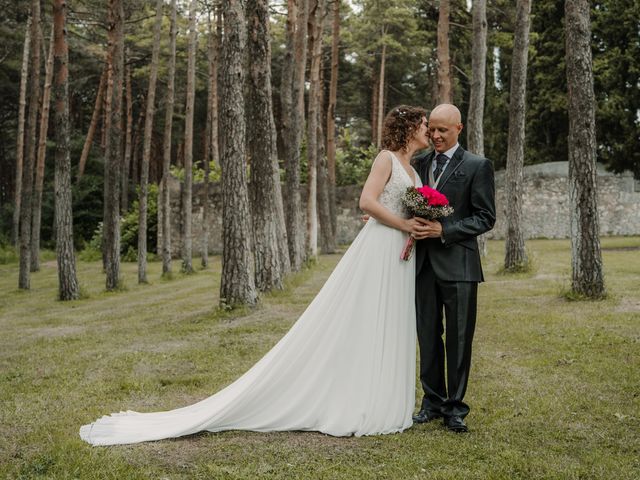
[0,238,639,479]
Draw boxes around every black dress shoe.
[443,415,469,433]
[412,409,443,424]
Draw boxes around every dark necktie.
[433,153,448,181]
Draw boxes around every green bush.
[0,244,18,265]
[78,184,159,262]
[335,128,378,186]
[170,161,221,183]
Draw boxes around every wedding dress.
[80,152,421,445]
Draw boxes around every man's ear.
[457,123,464,133]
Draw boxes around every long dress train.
[80,152,420,445]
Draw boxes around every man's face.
[428,115,463,153]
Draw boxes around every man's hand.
[405,218,431,239]
[413,217,443,239]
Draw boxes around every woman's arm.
[359,151,427,236]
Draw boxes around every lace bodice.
[378,151,422,218]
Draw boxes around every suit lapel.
[437,146,466,190]
[418,151,435,184]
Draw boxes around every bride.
[80,105,430,445]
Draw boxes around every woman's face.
[411,117,430,149]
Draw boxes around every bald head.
[429,103,462,124]
[428,103,463,153]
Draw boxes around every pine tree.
[504,0,531,271]
[52,0,79,300]
[138,0,164,284]
[161,0,178,277]
[247,0,291,290]
[219,0,258,307]
[18,0,42,290]
[565,0,605,298]
[104,0,124,291]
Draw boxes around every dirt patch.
[615,298,640,313]
[26,324,86,339]
[601,246,640,252]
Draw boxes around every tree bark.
[202,8,220,269]
[137,0,164,284]
[376,39,387,148]
[316,59,335,254]
[220,0,258,307]
[161,0,177,277]
[371,69,379,146]
[436,0,452,104]
[504,0,531,271]
[306,0,325,258]
[13,17,31,247]
[280,0,308,271]
[246,0,290,291]
[565,0,605,298]
[78,68,106,182]
[122,61,133,213]
[19,0,42,290]
[53,0,79,301]
[31,27,55,273]
[104,0,124,291]
[181,0,197,274]
[326,0,340,240]
[467,0,487,157]
[468,0,488,257]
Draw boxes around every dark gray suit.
[414,146,496,419]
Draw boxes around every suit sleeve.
[440,159,496,245]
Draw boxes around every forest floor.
[0,238,639,480]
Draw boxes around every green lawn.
[1,238,639,479]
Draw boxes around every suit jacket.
[415,146,496,282]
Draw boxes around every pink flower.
[416,186,449,206]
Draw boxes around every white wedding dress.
[80,153,421,445]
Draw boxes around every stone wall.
[159,161,640,254]
[158,179,365,255]
[488,162,640,239]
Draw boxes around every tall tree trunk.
[306,0,325,258]
[246,0,290,291]
[316,49,334,254]
[78,68,106,182]
[371,70,379,146]
[104,0,124,291]
[202,9,220,269]
[467,0,487,156]
[122,61,133,212]
[468,0,488,257]
[137,0,164,284]
[436,0,452,104]
[18,0,42,290]
[220,0,258,307]
[161,0,178,276]
[280,0,308,271]
[326,0,340,240]
[504,0,531,271]
[376,39,387,148]
[13,17,31,247]
[182,0,197,274]
[53,0,79,300]
[130,105,144,185]
[31,27,55,273]
[565,0,605,298]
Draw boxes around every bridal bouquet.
[400,186,454,261]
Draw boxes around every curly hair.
[380,105,428,152]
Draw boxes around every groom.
[412,103,496,433]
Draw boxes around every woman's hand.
[404,218,431,239]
